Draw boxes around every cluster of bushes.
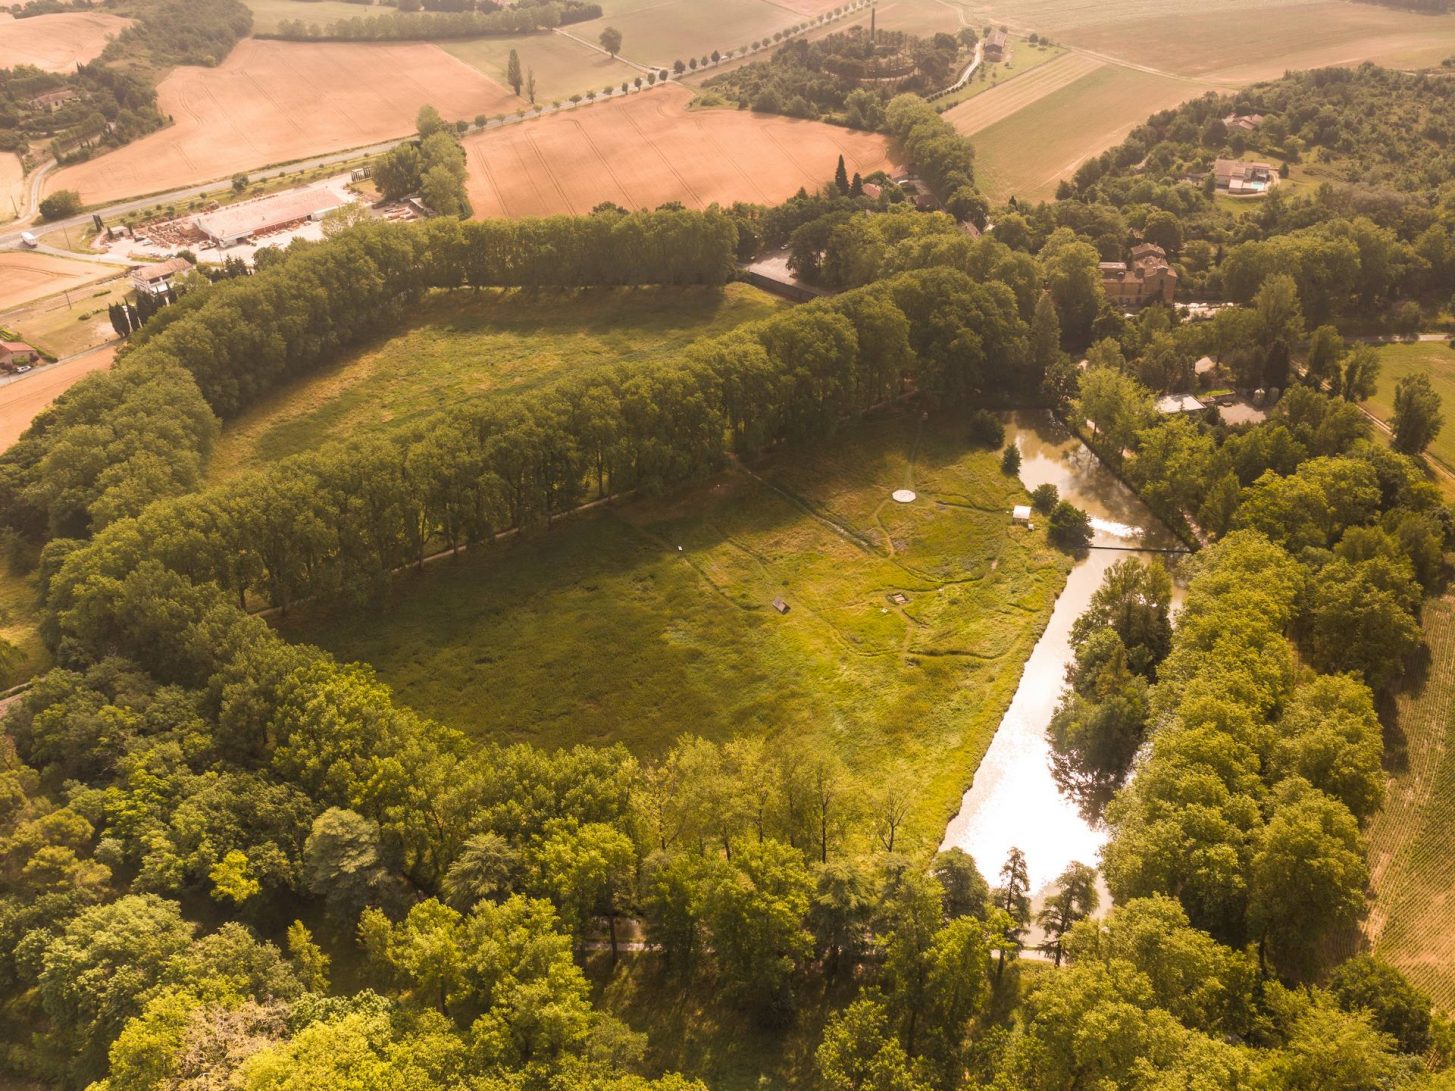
[0,210,737,541]
[101,0,252,68]
[268,0,600,40]
[884,93,978,213]
[373,105,471,216]
[703,26,973,124]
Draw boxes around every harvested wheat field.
[1366,594,1455,1011]
[464,84,893,218]
[0,252,109,312]
[0,11,130,72]
[47,39,521,205]
[0,344,114,451]
[944,51,1103,134]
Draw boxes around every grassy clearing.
[1365,593,1455,1012]
[1361,341,1455,473]
[442,32,639,103]
[965,63,1211,202]
[279,411,1070,845]
[208,284,784,480]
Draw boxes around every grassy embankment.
[1362,340,1455,472]
[208,284,786,479]
[279,411,1071,849]
[1366,593,1455,1011]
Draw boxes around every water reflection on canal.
[940,411,1183,902]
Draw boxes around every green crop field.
[1362,341,1455,473]
[966,63,1212,202]
[280,411,1070,845]
[1366,593,1455,1012]
[208,284,784,480]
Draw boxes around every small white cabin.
[1012,505,1032,524]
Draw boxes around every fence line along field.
[280,412,1070,845]
[1364,594,1455,1011]
[958,63,1214,202]
[0,11,131,72]
[463,84,893,218]
[207,283,786,480]
[45,39,522,206]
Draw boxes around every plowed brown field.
[463,85,894,218]
[47,39,521,205]
[0,11,130,72]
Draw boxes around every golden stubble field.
[46,38,523,204]
[0,10,130,71]
[0,251,110,312]
[462,84,895,217]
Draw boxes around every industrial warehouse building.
[194,188,347,247]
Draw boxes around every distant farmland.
[0,10,130,72]
[953,63,1212,202]
[462,84,894,218]
[570,0,802,69]
[46,39,521,205]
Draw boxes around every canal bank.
[941,410,1185,911]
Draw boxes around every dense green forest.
[3,62,1455,1091]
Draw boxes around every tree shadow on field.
[1378,640,1432,776]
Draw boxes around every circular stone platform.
[892,489,917,503]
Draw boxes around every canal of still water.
[940,410,1185,908]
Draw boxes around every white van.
[19,232,37,248]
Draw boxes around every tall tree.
[505,48,523,96]
[1036,861,1098,966]
[1391,371,1443,455]
[599,26,623,57]
[835,154,850,195]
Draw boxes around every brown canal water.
[940,410,1185,903]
